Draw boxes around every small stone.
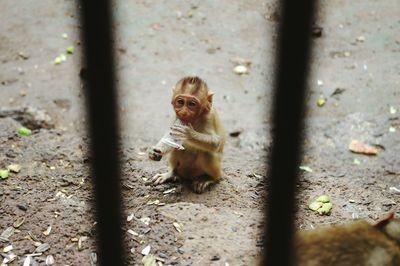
[177,248,185,254]
[210,255,220,261]
[179,260,193,266]
[356,36,366,42]
[17,204,28,211]
[229,129,243,137]
[158,253,168,259]
[311,26,323,37]
[18,52,30,60]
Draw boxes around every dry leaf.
[7,164,21,173]
[173,222,183,233]
[127,213,134,222]
[1,227,15,239]
[13,217,25,228]
[147,199,160,205]
[163,188,176,194]
[43,226,52,236]
[90,252,97,265]
[349,140,379,155]
[3,245,13,252]
[35,243,50,253]
[46,255,55,265]
[3,253,17,264]
[128,229,139,237]
[78,236,88,250]
[142,255,157,266]
[141,245,151,256]
[299,166,313,173]
[140,217,150,226]
[23,256,31,266]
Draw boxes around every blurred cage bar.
[79,0,316,265]
[80,0,125,265]
[263,0,316,265]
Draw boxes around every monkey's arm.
[148,132,174,161]
[170,125,222,153]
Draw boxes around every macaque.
[148,76,225,193]
[257,213,400,266]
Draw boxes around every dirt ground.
[0,0,399,265]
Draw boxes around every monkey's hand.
[169,124,195,140]
[148,147,162,161]
[170,124,222,152]
[150,170,179,185]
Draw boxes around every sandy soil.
[0,0,399,265]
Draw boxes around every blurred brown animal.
[257,213,400,266]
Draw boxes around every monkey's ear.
[207,92,215,103]
[373,212,395,228]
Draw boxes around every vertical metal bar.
[79,1,125,265]
[263,0,316,265]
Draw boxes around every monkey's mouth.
[179,117,191,123]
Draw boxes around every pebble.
[179,260,193,266]
[17,204,28,211]
[177,248,185,254]
[158,253,168,259]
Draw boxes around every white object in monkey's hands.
[160,119,186,150]
[161,137,185,150]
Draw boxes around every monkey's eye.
[188,101,197,109]
[175,99,185,107]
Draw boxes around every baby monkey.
[148,76,225,193]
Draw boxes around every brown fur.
[256,216,400,266]
[149,76,225,193]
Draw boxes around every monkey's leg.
[191,154,222,193]
[192,177,216,194]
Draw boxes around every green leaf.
[142,255,156,266]
[18,127,32,136]
[317,202,333,215]
[316,195,330,203]
[309,201,323,211]
[0,169,9,179]
[54,57,62,65]
[66,46,74,54]
[299,166,313,173]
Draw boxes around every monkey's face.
[172,94,201,123]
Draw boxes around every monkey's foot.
[192,179,215,194]
[151,171,178,185]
